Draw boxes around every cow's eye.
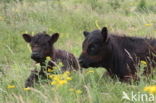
[31,45,39,48]
[88,44,98,55]
[90,45,96,51]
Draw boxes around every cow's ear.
[83,31,90,37]
[101,27,108,42]
[22,34,32,43]
[50,33,59,44]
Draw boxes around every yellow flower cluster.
[23,88,31,91]
[7,85,16,89]
[7,85,31,91]
[140,60,147,65]
[49,71,72,86]
[69,88,82,94]
[144,85,156,94]
[144,23,153,26]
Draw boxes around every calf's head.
[22,32,59,63]
[79,27,111,68]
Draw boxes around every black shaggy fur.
[79,27,156,82]
[23,32,79,87]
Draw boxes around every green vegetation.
[0,0,156,103]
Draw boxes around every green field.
[1,0,156,103]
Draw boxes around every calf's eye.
[87,44,98,55]
[90,46,95,51]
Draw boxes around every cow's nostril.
[31,52,40,59]
[78,58,89,68]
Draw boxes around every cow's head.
[79,27,111,68]
[23,32,59,63]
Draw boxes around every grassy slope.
[0,0,156,103]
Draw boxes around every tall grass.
[0,0,156,103]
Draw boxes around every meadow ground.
[1,0,156,103]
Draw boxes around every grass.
[0,0,156,103]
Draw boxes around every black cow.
[23,32,79,87]
[79,27,156,82]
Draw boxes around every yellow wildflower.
[48,74,53,79]
[7,85,16,89]
[23,88,31,91]
[140,60,147,65]
[53,75,61,81]
[144,86,150,91]
[50,71,72,86]
[66,77,72,81]
[51,81,57,85]
[64,71,70,75]
[49,74,57,79]
[69,88,82,94]
[149,87,156,94]
[46,56,51,61]
[144,23,153,26]
[59,80,67,85]
[75,90,82,94]
[47,68,53,72]
[144,85,156,94]
[87,70,95,73]
[51,80,67,85]
[63,72,70,78]
[53,66,58,70]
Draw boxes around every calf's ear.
[22,34,32,43]
[101,27,108,42]
[50,33,59,44]
[83,31,90,37]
